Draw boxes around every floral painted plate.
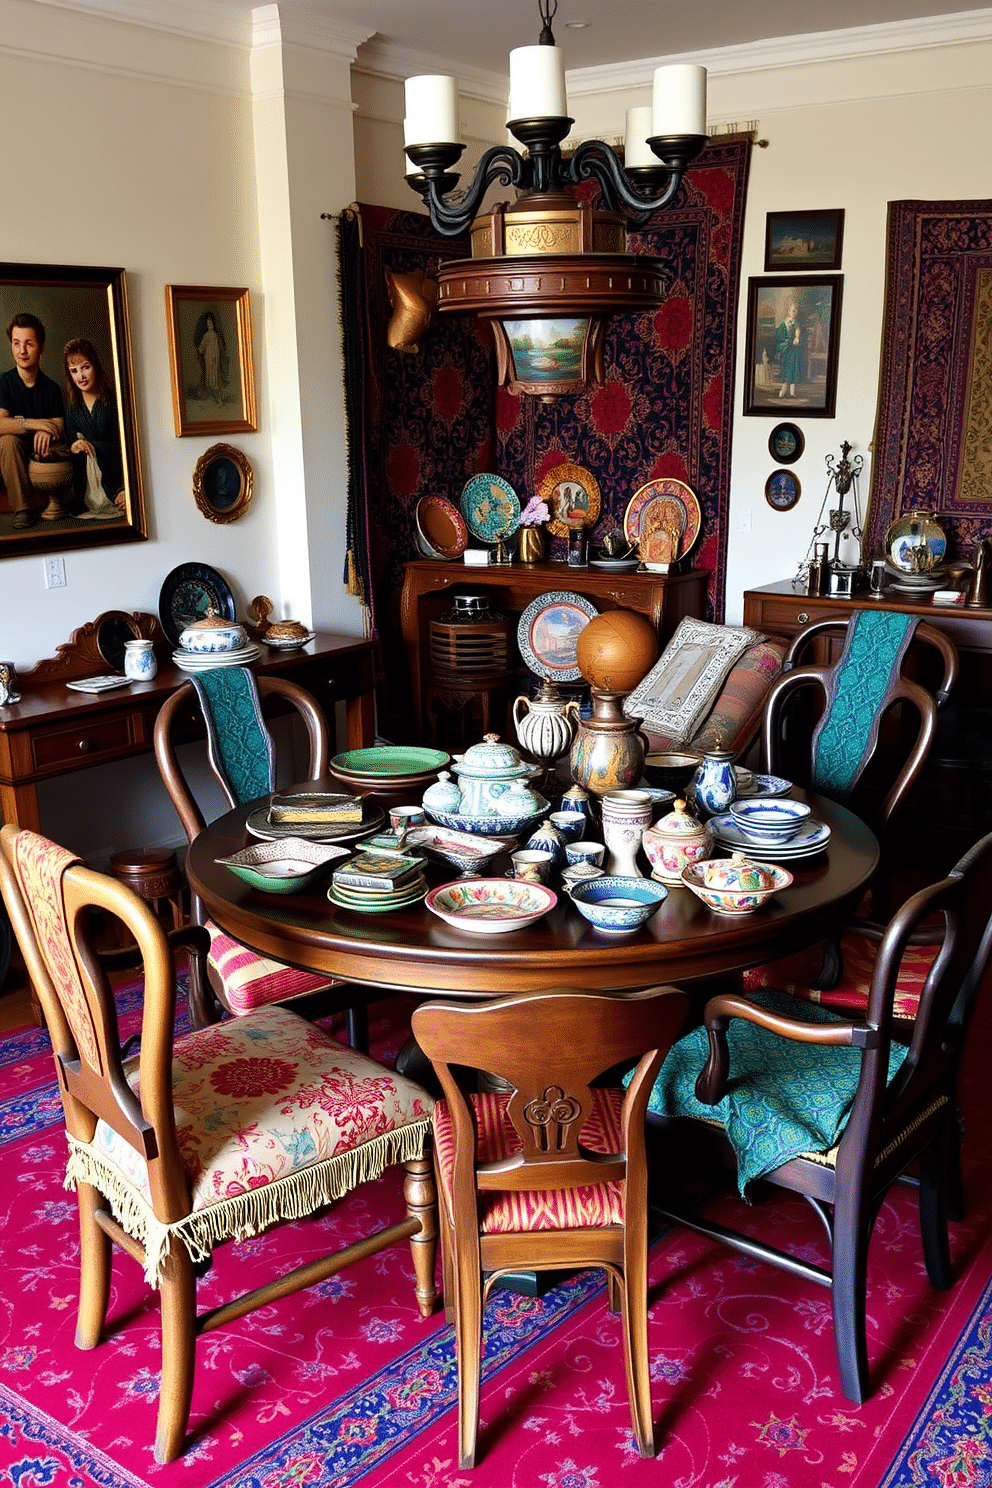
[516,591,598,683]
[537,463,602,540]
[460,474,520,543]
[622,479,702,560]
[425,878,557,934]
[415,495,468,560]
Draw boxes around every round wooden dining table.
[185,783,879,1000]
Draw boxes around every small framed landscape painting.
[768,422,805,464]
[764,209,844,271]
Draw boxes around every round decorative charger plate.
[158,563,236,647]
[459,474,520,543]
[536,462,602,540]
[416,495,468,559]
[329,746,451,781]
[246,800,385,843]
[516,591,599,682]
[622,479,702,559]
[589,557,640,571]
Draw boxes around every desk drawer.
[31,714,137,770]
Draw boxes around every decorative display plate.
[537,463,602,540]
[158,562,237,647]
[404,825,517,874]
[425,878,557,935]
[172,643,261,672]
[516,591,598,683]
[622,479,702,560]
[264,631,316,650]
[215,838,350,894]
[459,474,520,543]
[329,746,451,788]
[246,799,385,843]
[709,813,832,860]
[589,557,639,571]
[415,495,468,560]
[733,773,793,798]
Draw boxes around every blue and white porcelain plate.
[734,773,793,798]
[709,813,831,860]
[459,474,520,543]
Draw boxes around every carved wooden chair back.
[411,985,689,1467]
[0,823,438,1465]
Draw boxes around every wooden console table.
[0,617,378,832]
[401,560,709,735]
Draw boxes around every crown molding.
[567,8,992,93]
[252,4,374,59]
[30,0,374,58]
[354,37,509,107]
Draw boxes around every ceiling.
[224,0,989,70]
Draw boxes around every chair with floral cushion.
[645,829,992,1405]
[410,985,689,1467]
[154,669,375,1043]
[0,823,438,1464]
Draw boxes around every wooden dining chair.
[411,985,689,1467]
[0,823,438,1465]
[751,614,959,1017]
[154,670,374,1043]
[646,829,992,1405]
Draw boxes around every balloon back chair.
[0,823,437,1464]
[751,614,959,1020]
[646,829,992,1405]
[154,669,374,1043]
[411,985,689,1467]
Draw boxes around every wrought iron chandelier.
[402,0,708,399]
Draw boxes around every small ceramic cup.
[508,849,553,884]
[549,810,586,844]
[565,840,606,869]
[389,805,426,834]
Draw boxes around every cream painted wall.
[350,29,992,624]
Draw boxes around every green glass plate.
[330,746,451,779]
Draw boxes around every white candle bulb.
[508,45,567,121]
[404,74,459,147]
[624,106,656,167]
[651,64,707,138]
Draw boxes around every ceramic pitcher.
[513,681,580,767]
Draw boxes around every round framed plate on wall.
[537,463,602,540]
[768,422,805,464]
[764,469,802,512]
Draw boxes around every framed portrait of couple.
[0,262,147,558]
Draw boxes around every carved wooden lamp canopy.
[402,0,707,400]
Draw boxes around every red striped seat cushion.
[207,922,332,1015]
[744,931,938,1020]
[432,1088,625,1234]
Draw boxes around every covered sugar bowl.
[641,798,712,885]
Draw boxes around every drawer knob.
[78,739,92,754]
[797,611,810,625]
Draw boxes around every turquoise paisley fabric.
[634,988,907,1194]
[811,609,918,799]
[190,667,276,806]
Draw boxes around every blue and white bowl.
[568,875,668,933]
[729,798,811,842]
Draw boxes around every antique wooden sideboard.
[401,560,709,735]
[0,617,378,831]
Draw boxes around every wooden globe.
[575,609,659,695]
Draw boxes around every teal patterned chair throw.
[809,611,917,799]
[645,830,992,1407]
[189,667,276,806]
[153,671,376,1047]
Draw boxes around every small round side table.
[109,848,186,933]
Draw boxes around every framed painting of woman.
[164,285,257,436]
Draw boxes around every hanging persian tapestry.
[864,199,992,562]
[337,205,496,737]
[494,136,752,622]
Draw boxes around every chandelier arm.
[565,139,682,225]
[415,146,530,237]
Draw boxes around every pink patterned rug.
[1,981,990,1488]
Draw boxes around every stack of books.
[329,848,428,912]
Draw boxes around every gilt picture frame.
[743,275,843,418]
[165,285,257,437]
[0,262,147,559]
[193,443,253,524]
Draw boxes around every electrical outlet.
[44,556,66,590]
[739,509,752,533]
